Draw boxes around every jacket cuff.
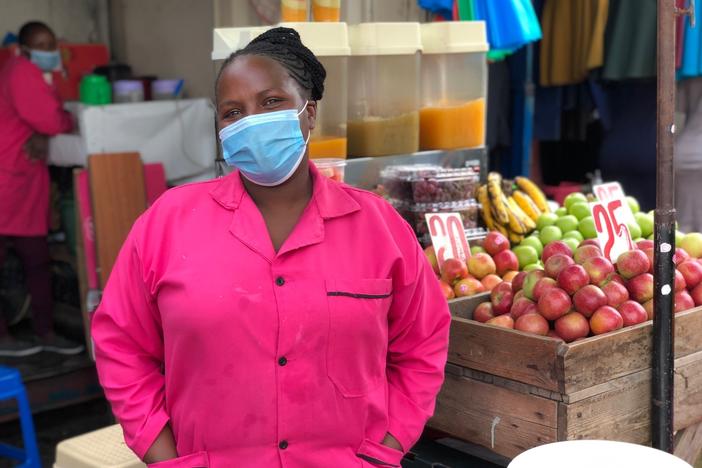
[129,410,171,460]
[387,383,431,453]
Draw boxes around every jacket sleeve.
[91,218,170,459]
[9,61,73,135]
[386,223,451,453]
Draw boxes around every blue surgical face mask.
[27,49,61,72]
[219,102,310,187]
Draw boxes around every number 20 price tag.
[590,200,635,264]
[426,213,471,270]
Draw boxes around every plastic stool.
[54,425,145,468]
[508,440,692,468]
[0,365,41,468]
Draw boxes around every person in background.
[92,28,450,467]
[0,21,84,356]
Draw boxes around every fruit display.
[380,164,479,204]
[392,199,481,238]
[471,233,702,341]
[477,173,548,245]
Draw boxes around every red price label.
[590,200,635,263]
[593,182,635,225]
[426,213,471,269]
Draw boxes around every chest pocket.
[326,278,393,398]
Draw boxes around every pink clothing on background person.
[92,164,451,468]
[0,55,72,236]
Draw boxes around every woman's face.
[216,54,316,138]
[23,28,57,53]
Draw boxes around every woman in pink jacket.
[0,21,84,357]
[92,27,451,467]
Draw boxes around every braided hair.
[216,27,326,101]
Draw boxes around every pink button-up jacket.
[92,164,451,467]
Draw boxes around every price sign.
[590,200,636,263]
[426,213,471,269]
[593,182,635,225]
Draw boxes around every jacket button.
[275,277,285,286]
[278,356,287,366]
[279,440,288,450]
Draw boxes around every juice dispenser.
[280,22,350,159]
[420,21,488,150]
[347,23,422,157]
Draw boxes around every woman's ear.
[306,100,317,131]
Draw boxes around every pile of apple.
[428,231,522,300]
[474,235,702,342]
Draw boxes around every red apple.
[467,253,497,280]
[643,299,654,320]
[486,315,515,329]
[627,273,654,303]
[473,302,496,323]
[574,245,603,265]
[510,297,538,320]
[493,250,520,277]
[675,248,692,265]
[616,250,651,280]
[424,246,440,275]
[515,313,549,336]
[580,239,601,248]
[643,247,655,274]
[618,300,648,326]
[454,277,486,298]
[511,271,528,293]
[637,239,654,250]
[491,281,514,315]
[582,256,616,286]
[481,274,503,292]
[675,269,687,292]
[533,277,558,302]
[691,283,702,306]
[589,306,624,335]
[441,258,468,285]
[678,260,702,289]
[439,280,455,300]
[675,290,695,313]
[557,264,590,295]
[502,270,519,283]
[542,241,574,263]
[544,254,575,280]
[573,284,608,318]
[608,273,626,285]
[555,312,590,342]
[514,290,525,302]
[522,270,546,300]
[537,287,572,321]
[483,231,510,256]
[602,280,630,308]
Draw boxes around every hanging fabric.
[471,0,542,51]
[602,0,657,80]
[679,0,702,78]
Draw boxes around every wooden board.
[88,153,146,287]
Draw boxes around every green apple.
[569,202,591,221]
[556,215,579,234]
[540,225,563,245]
[564,230,584,243]
[681,232,702,258]
[556,207,568,217]
[523,263,544,271]
[634,212,654,238]
[579,216,597,239]
[648,233,654,241]
[520,236,544,257]
[513,245,539,269]
[676,230,685,245]
[563,237,580,254]
[536,212,559,231]
[471,245,486,255]
[627,222,642,240]
[564,192,588,210]
[627,196,640,214]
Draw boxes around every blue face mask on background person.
[219,102,310,187]
[27,49,61,72]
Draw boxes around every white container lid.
[212,23,350,60]
[349,22,423,56]
[421,21,489,54]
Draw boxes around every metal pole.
[653,0,677,452]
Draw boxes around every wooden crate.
[429,294,702,461]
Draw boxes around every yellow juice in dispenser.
[312,0,341,21]
[420,98,485,150]
[309,136,348,159]
[281,0,308,21]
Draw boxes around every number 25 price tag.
[593,182,635,226]
[590,200,635,263]
[426,213,471,270]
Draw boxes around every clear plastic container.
[391,199,482,238]
[152,79,183,100]
[313,158,346,182]
[313,0,340,21]
[281,0,308,21]
[348,23,422,157]
[380,165,479,204]
[112,80,143,103]
[420,22,488,150]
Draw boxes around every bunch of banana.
[478,173,551,244]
